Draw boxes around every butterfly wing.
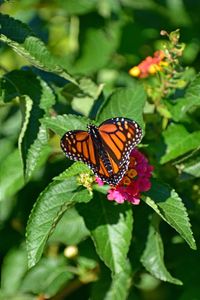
[60,117,142,186]
[61,129,112,180]
[97,117,142,184]
[60,130,99,173]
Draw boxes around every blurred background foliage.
[0,0,200,300]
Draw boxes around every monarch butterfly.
[60,117,142,186]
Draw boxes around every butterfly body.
[61,117,142,186]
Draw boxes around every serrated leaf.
[141,214,183,285]
[78,195,133,274]
[42,114,89,136]
[0,150,24,202]
[144,180,196,250]
[26,177,92,268]
[0,13,77,84]
[24,125,51,180]
[49,207,89,245]
[161,123,200,164]
[2,70,56,181]
[54,162,91,180]
[97,86,146,131]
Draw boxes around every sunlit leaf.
[0,13,77,84]
[26,177,92,268]
[42,114,89,137]
[54,162,91,180]
[97,86,146,131]
[144,180,196,250]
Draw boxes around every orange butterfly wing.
[61,130,96,168]
[99,117,142,165]
[61,118,142,186]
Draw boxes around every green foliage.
[0,13,77,84]
[78,196,133,274]
[20,256,73,297]
[0,150,23,202]
[97,86,146,130]
[141,214,182,285]
[1,70,55,180]
[26,177,92,268]
[1,1,200,299]
[144,180,196,250]
[42,114,89,136]
[160,124,200,164]
[104,270,132,300]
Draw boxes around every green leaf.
[141,214,183,285]
[91,262,133,300]
[1,247,28,294]
[0,293,34,300]
[42,114,89,136]
[0,150,24,202]
[62,78,103,116]
[21,256,73,297]
[0,197,16,223]
[181,155,200,178]
[59,0,97,15]
[144,180,196,250]
[2,70,56,181]
[104,268,132,300]
[166,75,200,121]
[166,97,200,122]
[26,177,92,268]
[0,13,77,84]
[0,108,21,141]
[91,265,111,300]
[54,162,91,180]
[78,195,133,274]
[160,123,200,164]
[72,23,120,74]
[22,126,51,181]
[97,86,146,131]
[49,207,89,245]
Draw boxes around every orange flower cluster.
[129,50,167,78]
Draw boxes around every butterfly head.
[87,123,99,138]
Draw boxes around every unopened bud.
[64,245,78,258]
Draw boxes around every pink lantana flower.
[96,149,153,205]
[95,177,104,186]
